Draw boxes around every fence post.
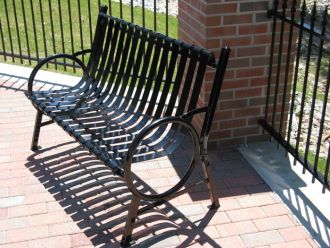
[178,0,296,148]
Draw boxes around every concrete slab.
[0,62,80,91]
[239,141,330,248]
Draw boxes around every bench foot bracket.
[120,236,136,247]
[208,202,220,210]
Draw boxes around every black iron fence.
[0,0,176,71]
[260,0,330,191]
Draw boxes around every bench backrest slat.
[130,32,156,108]
[137,34,164,113]
[145,38,171,116]
[107,23,127,95]
[84,13,229,138]
[153,41,180,119]
[164,44,189,117]
[115,25,134,96]
[125,29,147,100]
[187,52,209,112]
[176,48,199,116]
[89,14,109,80]
[94,19,115,90]
[100,19,123,98]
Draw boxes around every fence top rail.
[267,0,329,44]
[267,9,330,44]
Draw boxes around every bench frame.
[26,6,230,246]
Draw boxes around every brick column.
[179,0,274,147]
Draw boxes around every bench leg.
[202,156,220,209]
[121,196,140,247]
[31,110,43,151]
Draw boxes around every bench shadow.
[25,142,222,247]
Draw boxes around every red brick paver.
[0,71,319,247]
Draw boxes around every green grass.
[0,0,178,74]
[302,149,329,181]
[296,55,330,101]
[293,54,330,181]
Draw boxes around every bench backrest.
[86,6,230,139]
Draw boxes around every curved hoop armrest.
[180,107,209,120]
[27,53,89,93]
[181,107,210,152]
[72,49,92,57]
[124,116,200,201]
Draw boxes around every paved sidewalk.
[0,64,319,247]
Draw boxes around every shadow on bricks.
[25,141,223,247]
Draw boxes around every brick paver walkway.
[0,70,319,247]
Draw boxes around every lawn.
[301,149,330,181]
[0,0,178,73]
[297,55,330,101]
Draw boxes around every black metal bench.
[26,6,230,246]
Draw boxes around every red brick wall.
[178,0,292,147]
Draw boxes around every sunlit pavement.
[0,63,319,248]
